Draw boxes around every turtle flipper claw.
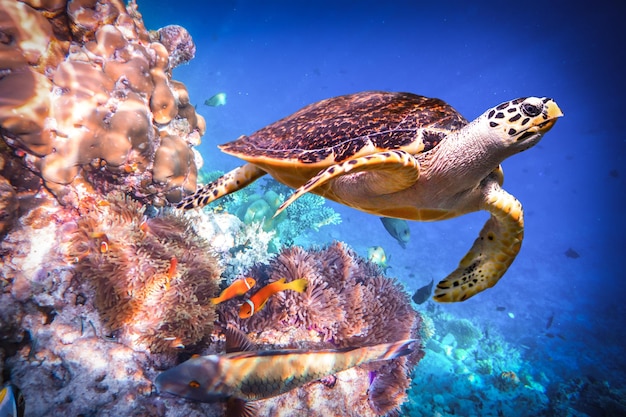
[434,181,524,302]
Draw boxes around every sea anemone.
[218,241,424,416]
[68,193,222,353]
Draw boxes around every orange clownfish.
[239,278,307,319]
[167,257,178,279]
[211,277,256,305]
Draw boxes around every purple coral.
[154,25,196,69]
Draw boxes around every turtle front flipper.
[176,164,266,210]
[275,150,420,216]
[433,177,524,302]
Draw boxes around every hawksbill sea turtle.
[177,91,562,302]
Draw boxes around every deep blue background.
[141,0,625,402]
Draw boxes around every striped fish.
[155,326,416,416]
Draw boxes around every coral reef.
[197,172,341,251]
[0,0,228,402]
[185,209,276,279]
[0,190,228,415]
[402,307,550,417]
[0,143,277,416]
[272,188,341,247]
[438,317,482,350]
[216,242,424,416]
[496,371,521,392]
[546,375,626,416]
[0,0,204,207]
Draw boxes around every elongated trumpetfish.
[155,326,417,416]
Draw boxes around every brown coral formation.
[0,0,204,207]
[68,193,222,353]
[219,242,424,416]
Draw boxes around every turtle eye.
[521,102,542,117]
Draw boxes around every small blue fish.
[0,384,25,417]
[380,217,410,248]
[156,325,417,416]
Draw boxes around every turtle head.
[483,97,563,154]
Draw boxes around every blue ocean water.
[142,1,625,415]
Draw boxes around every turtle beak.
[536,99,563,133]
[517,99,562,141]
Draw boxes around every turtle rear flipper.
[433,176,524,302]
[177,164,266,210]
[275,150,420,216]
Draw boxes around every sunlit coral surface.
[0,0,204,206]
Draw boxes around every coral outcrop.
[0,3,225,413]
[217,242,424,416]
[0,0,204,207]
[197,171,341,251]
[0,190,226,415]
[402,308,551,417]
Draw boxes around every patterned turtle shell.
[220,91,468,166]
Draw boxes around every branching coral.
[196,172,341,251]
[438,317,482,350]
[68,193,222,353]
[0,0,204,206]
[258,180,342,247]
[185,209,276,279]
[218,242,424,416]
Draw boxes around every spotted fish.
[155,326,417,416]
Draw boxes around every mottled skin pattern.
[177,91,562,302]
